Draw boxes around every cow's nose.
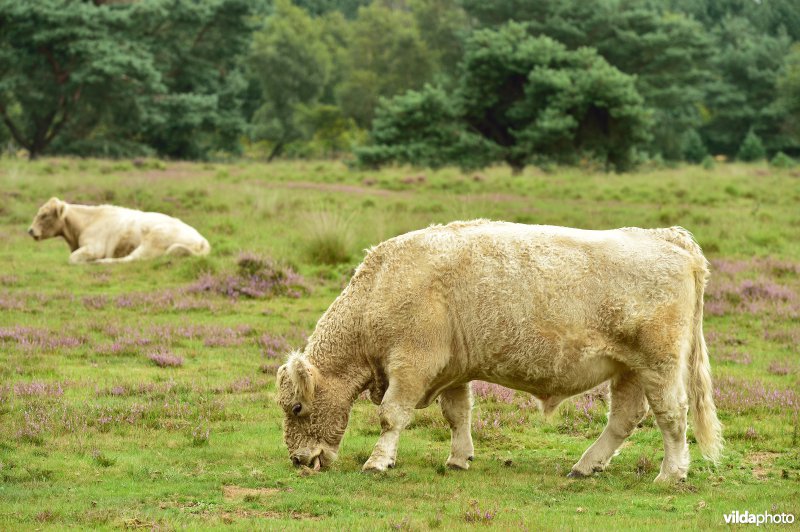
[27,227,34,236]
[291,456,301,467]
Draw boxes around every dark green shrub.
[737,130,766,162]
[681,129,708,164]
[770,151,795,168]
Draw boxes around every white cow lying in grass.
[277,220,723,483]
[28,197,210,264]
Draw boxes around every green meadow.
[0,158,798,529]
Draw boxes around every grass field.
[0,158,798,529]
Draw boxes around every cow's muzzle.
[27,227,40,240]
[290,447,337,471]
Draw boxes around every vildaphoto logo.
[723,511,795,526]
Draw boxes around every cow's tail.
[654,227,723,464]
[687,257,723,464]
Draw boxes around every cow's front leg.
[440,384,474,470]
[68,246,102,264]
[363,380,425,472]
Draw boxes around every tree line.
[0,0,798,171]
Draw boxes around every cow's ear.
[46,197,64,218]
[287,352,316,404]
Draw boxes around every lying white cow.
[277,220,723,483]
[28,197,210,264]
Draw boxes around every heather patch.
[763,326,800,347]
[96,324,255,354]
[557,384,609,434]
[463,500,497,525]
[214,376,265,394]
[258,334,293,375]
[711,257,800,278]
[259,333,291,359]
[0,292,25,310]
[10,381,65,398]
[147,348,184,368]
[12,396,228,443]
[95,380,187,398]
[188,253,307,300]
[82,295,108,310]
[112,289,219,312]
[473,410,528,440]
[713,349,753,365]
[471,381,515,404]
[97,327,156,356]
[714,375,798,414]
[706,258,800,317]
[201,325,252,347]
[767,359,797,376]
[0,326,85,353]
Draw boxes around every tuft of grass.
[91,450,116,468]
[464,500,497,524]
[304,211,354,265]
[636,455,655,478]
[177,256,218,281]
[191,423,210,446]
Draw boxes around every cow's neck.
[305,290,372,403]
[306,337,371,402]
[58,204,97,252]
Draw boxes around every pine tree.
[681,129,708,164]
[737,130,766,162]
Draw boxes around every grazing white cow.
[277,220,723,483]
[28,197,210,264]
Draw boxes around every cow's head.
[28,197,66,240]
[276,351,351,470]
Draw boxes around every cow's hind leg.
[165,243,193,256]
[440,384,474,470]
[641,368,690,483]
[363,376,427,473]
[569,371,648,478]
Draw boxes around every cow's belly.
[111,233,139,257]
[472,352,625,398]
[414,337,627,409]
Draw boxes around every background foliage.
[1,0,798,170]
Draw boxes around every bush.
[681,129,708,164]
[770,151,795,168]
[702,155,716,170]
[737,129,766,162]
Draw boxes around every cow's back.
[359,221,698,383]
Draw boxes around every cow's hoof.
[567,469,590,479]
[446,456,470,470]
[653,472,687,484]
[362,456,395,472]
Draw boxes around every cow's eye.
[292,403,302,416]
